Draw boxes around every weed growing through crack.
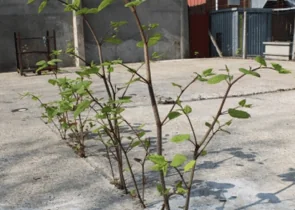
[24,0,291,209]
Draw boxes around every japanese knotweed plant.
[123,1,291,210]
[27,0,291,209]
[23,56,95,158]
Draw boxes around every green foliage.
[125,0,146,7]
[74,100,92,118]
[255,56,267,67]
[207,74,228,84]
[271,63,291,74]
[27,1,292,208]
[73,0,81,7]
[98,0,115,12]
[239,99,246,107]
[149,154,169,176]
[151,52,163,60]
[202,68,214,77]
[38,0,47,13]
[200,150,207,156]
[137,33,162,48]
[183,105,192,114]
[171,134,190,143]
[176,181,188,194]
[111,21,128,28]
[170,154,187,167]
[239,68,260,77]
[228,109,251,119]
[172,82,182,89]
[184,160,196,172]
[168,111,182,120]
[104,36,122,45]
[27,0,36,4]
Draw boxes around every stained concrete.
[0,0,74,72]
[0,58,295,209]
[83,0,189,63]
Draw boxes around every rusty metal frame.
[14,30,58,76]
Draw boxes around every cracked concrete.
[1,58,295,210]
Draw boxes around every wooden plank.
[208,30,223,57]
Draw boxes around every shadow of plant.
[236,168,295,210]
[191,181,235,199]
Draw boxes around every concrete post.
[242,11,247,59]
[180,0,189,59]
[292,15,295,60]
[216,0,218,11]
[72,1,85,67]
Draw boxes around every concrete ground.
[0,58,295,210]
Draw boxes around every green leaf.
[125,0,146,7]
[36,60,47,66]
[271,63,282,71]
[225,119,232,126]
[131,141,140,148]
[200,150,207,156]
[156,183,163,195]
[221,129,231,134]
[255,56,267,67]
[110,21,128,28]
[239,68,260,77]
[38,0,47,13]
[48,79,57,86]
[125,78,141,85]
[207,74,228,84]
[73,0,81,7]
[183,105,192,114]
[148,33,161,47]
[239,99,246,107]
[148,23,159,30]
[202,68,214,77]
[168,111,182,120]
[74,100,91,118]
[27,0,36,4]
[104,37,122,45]
[228,109,250,119]
[172,82,182,89]
[278,69,291,74]
[184,160,196,172]
[136,41,144,48]
[97,0,114,12]
[152,52,163,60]
[76,7,99,15]
[205,122,211,127]
[112,59,123,64]
[107,65,114,73]
[148,154,165,164]
[48,59,62,66]
[31,95,39,101]
[176,186,188,195]
[197,76,208,82]
[171,134,190,143]
[138,131,146,138]
[101,106,112,113]
[170,154,187,167]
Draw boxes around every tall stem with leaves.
[124,1,171,209]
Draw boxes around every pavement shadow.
[209,147,257,162]
[197,157,234,170]
[235,168,295,210]
[190,180,235,200]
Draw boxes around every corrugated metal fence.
[246,10,272,56]
[210,10,238,56]
[210,8,272,57]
